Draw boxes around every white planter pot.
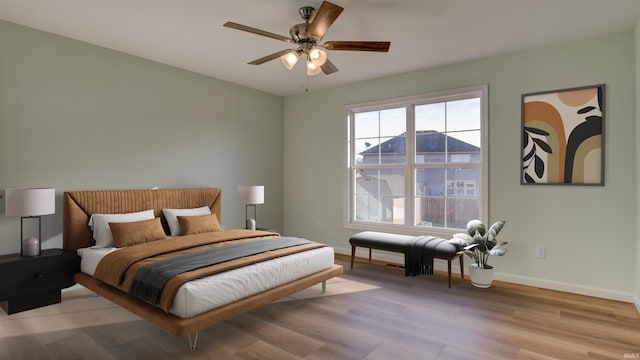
[468,264,494,288]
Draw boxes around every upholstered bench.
[349,231,464,287]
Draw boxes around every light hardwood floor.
[1,254,639,359]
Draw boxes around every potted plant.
[449,219,507,288]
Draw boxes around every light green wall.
[635,19,640,309]
[284,31,636,295]
[0,20,284,253]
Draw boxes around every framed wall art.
[521,84,605,185]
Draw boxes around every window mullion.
[349,110,356,223]
[443,101,448,228]
[406,104,415,227]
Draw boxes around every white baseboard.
[337,246,636,304]
[494,272,635,303]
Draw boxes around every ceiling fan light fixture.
[308,47,327,66]
[306,60,322,76]
[280,51,300,70]
[225,1,390,80]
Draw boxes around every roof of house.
[360,130,480,155]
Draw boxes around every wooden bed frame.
[62,188,343,349]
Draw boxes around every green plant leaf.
[449,233,473,247]
[475,237,487,252]
[488,242,508,256]
[487,220,505,241]
[464,243,479,251]
[466,220,486,237]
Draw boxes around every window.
[345,85,488,235]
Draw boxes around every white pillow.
[88,209,155,248]
[162,206,211,236]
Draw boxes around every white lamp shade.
[309,48,327,66]
[238,185,264,205]
[5,188,56,217]
[306,60,322,76]
[280,51,300,70]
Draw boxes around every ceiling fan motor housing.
[299,6,315,21]
[290,23,313,43]
[291,6,316,43]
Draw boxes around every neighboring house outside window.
[345,85,488,236]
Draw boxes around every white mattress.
[77,245,335,318]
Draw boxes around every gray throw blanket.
[129,237,312,305]
[404,236,447,276]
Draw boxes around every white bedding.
[77,245,335,318]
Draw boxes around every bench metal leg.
[447,259,452,288]
[368,247,372,262]
[187,332,199,351]
[459,254,464,278]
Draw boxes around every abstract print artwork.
[521,84,605,185]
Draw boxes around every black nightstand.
[0,249,80,314]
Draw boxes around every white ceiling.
[1,0,640,96]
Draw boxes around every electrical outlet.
[536,245,546,258]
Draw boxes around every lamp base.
[246,218,256,230]
[22,237,40,257]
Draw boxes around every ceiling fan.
[223,1,390,76]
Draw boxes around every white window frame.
[343,84,489,237]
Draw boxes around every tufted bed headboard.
[62,188,222,253]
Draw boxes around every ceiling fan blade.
[305,1,344,41]
[323,41,390,52]
[224,22,294,44]
[248,49,296,65]
[321,59,339,75]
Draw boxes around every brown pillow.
[109,218,167,247]
[177,213,222,235]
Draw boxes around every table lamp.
[238,185,264,230]
[5,188,56,256]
